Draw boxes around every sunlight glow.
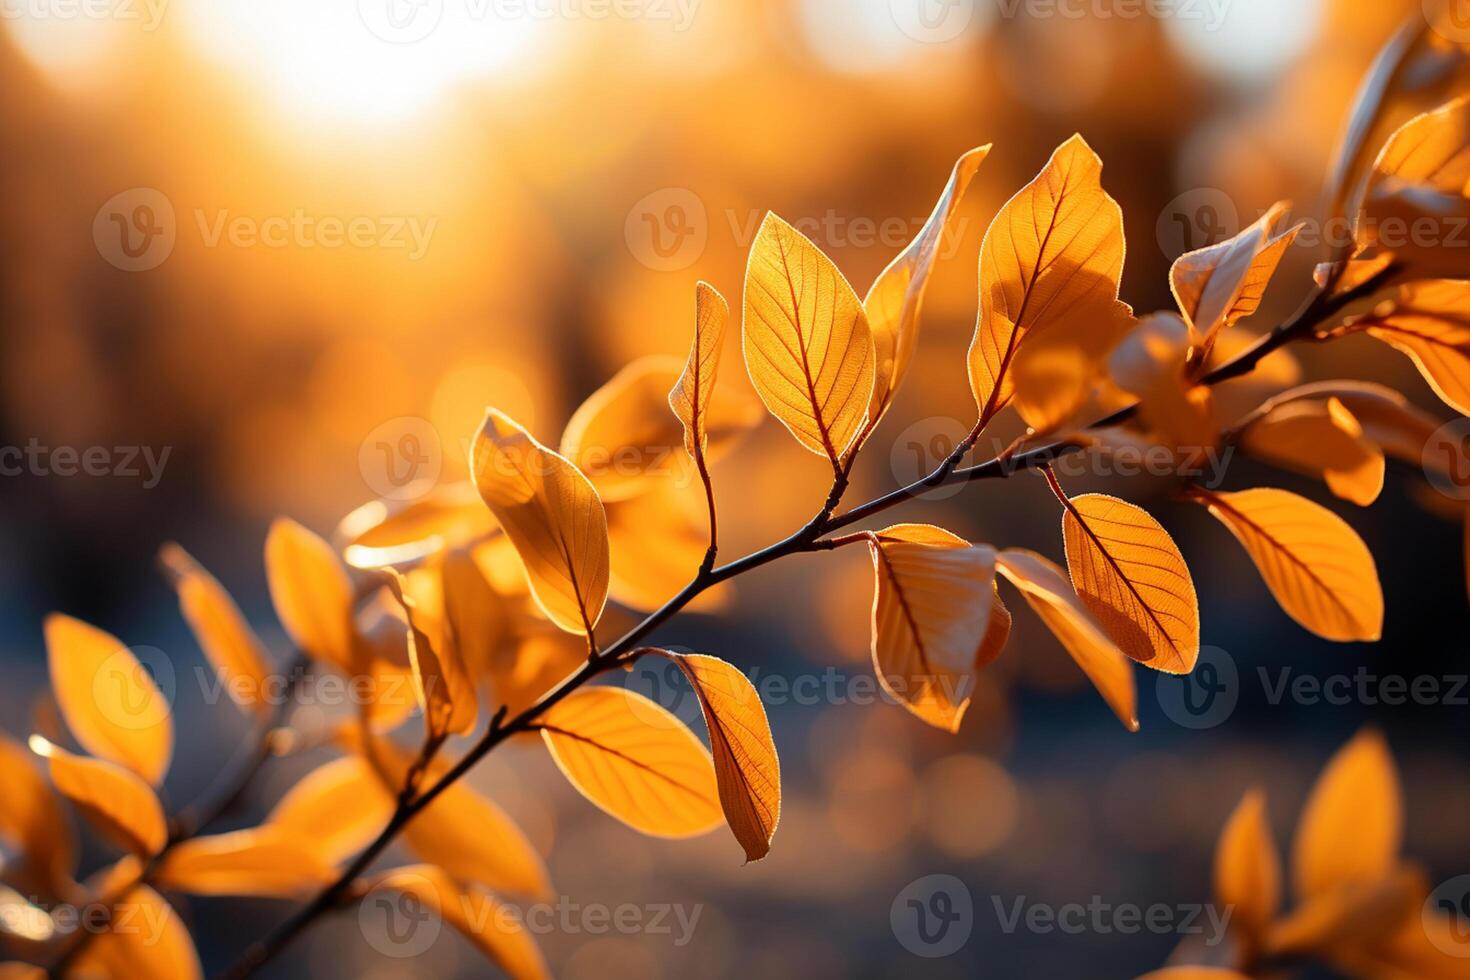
[1165,0,1323,85]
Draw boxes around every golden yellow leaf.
[967,134,1131,430]
[1349,280,1470,416]
[1292,729,1402,902]
[266,755,395,865]
[977,586,1013,669]
[1248,381,1439,470]
[563,354,760,501]
[865,145,989,428]
[605,481,731,614]
[1058,491,1199,674]
[742,212,875,462]
[1191,488,1383,642]
[1213,788,1280,950]
[655,652,780,862]
[337,482,497,570]
[472,409,610,636]
[1240,397,1386,506]
[71,884,201,980]
[349,730,551,899]
[265,518,357,673]
[1207,326,1303,428]
[386,569,477,738]
[0,733,75,899]
[1266,864,1424,961]
[1107,313,1219,454]
[994,549,1139,731]
[31,738,165,857]
[45,614,172,787]
[1361,95,1470,219]
[155,827,337,899]
[668,281,741,459]
[159,544,272,717]
[1171,202,1300,348]
[371,865,549,980]
[440,546,510,686]
[539,686,723,838]
[867,523,999,732]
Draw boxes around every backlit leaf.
[160,544,272,716]
[1171,202,1300,349]
[45,614,172,786]
[865,145,989,428]
[71,884,201,980]
[539,686,722,838]
[977,586,1012,669]
[1239,397,1386,506]
[267,755,395,865]
[1248,380,1439,470]
[370,866,548,980]
[605,481,731,614]
[1213,788,1280,951]
[0,733,76,899]
[1266,864,1424,961]
[742,212,875,462]
[655,652,780,862]
[1190,488,1383,642]
[472,408,610,636]
[1059,491,1199,674]
[967,134,1131,430]
[1291,729,1402,901]
[668,282,744,459]
[1348,280,1470,416]
[867,524,999,732]
[387,569,477,738]
[156,827,337,899]
[995,549,1139,731]
[1107,313,1219,454]
[265,518,357,673]
[31,738,165,857]
[337,482,497,570]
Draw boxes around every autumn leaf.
[370,866,548,980]
[866,524,999,732]
[539,686,723,838]
[865,145,989,429]
[71,884,201,980]
[978,586,1013,669]
[668,281,752,461]
[265,517,357,673]
[1213,788,1280,952]
[1291,729,1402,901]
[1055,487,1200,674]
[1170,201,1300,352]
[994,549,1139,731]
[266,755,396,865]
[160,543,273,716]
[30,737,166,857]
[652,651,780,862]
[1266,864,1424,961]
[0,733,76,899]
[1262,381,1441,468]
[1189,488,1383,642]
[386,569,477,738]
[440,546,510,686]
[45,614,172,786]
[967,134,1132,431]
[1344,280,1470,416]
[156,827,338,899]
[472,408,610,636]
[1238,396,1386,506]
[337,481,497,570]
[1107,312,1219,454]
[742,212,875,463]
[605,482,732,613]
[563,352,760,501]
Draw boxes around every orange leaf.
[968,134,1132,431]
[1257,381,1440,468]
[1190,488,1383,642]
[156,827,337,899]
[1108,313,1219,454]
[266,755,395,865]
[865,145,989,428]
[1171,202,1300,349]
[605,481,731,614]
[160,544,273,716]
[668,281,754,461]
[1239,397,1386,506]
[1213,788,1280,951]
[1291,729,1402,902]
[337,481,496,570]
[386,569,477,738]
[71,884,201,980]
[0,733,76,899]
[977,586,1013,669]
[472,408,610,636]
[742,212,875,463]
[265,518,357,673]
[1349,280,1470,416]
[45,614,172,786]
[994,549,1138,731]
[867,524,999,732]
[31,738,165,857]
[539,686,722,838]
[656,652,780,862]
[1058,490,1199,674]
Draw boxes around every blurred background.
[2,0,1469,976]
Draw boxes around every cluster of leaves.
[6,15,1470,979]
